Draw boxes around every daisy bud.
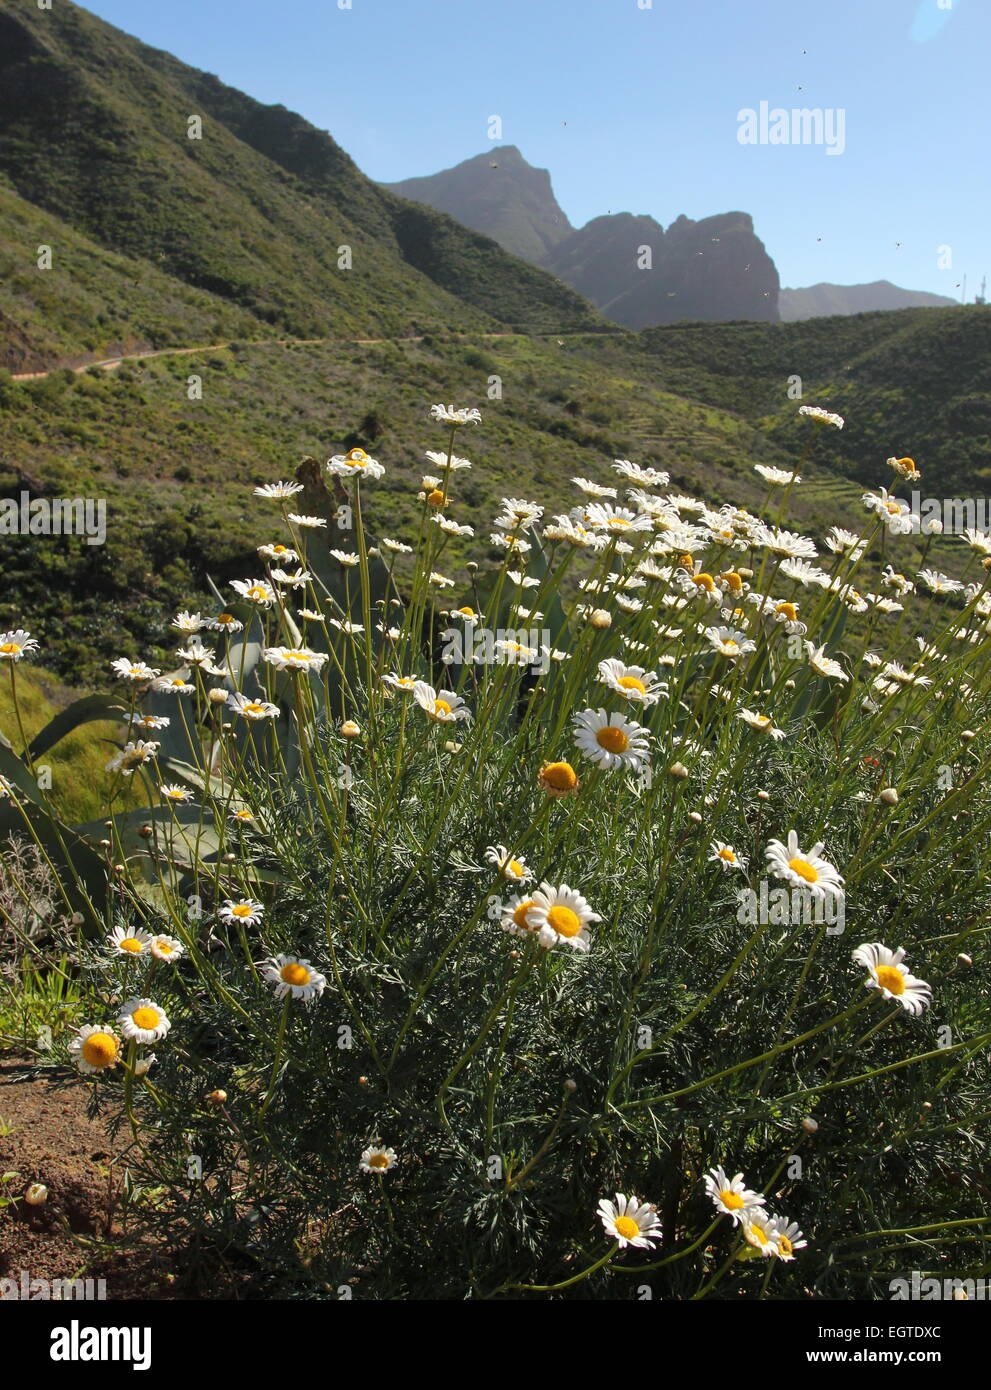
[113,864,125,874]
[784,679,795,689]
[961,730,976,741]
[983,557,991,571]
[668,762,689,779]
[340,720,361,738]
[427,489,445,507]
[879,787,899,805]
[588,608,612,629]
[958,953,973,966]
[367,547,381,558]
[208,687,229,704]
[139,824,153,838]
[24,1182,48,1206]
[802,1116,818,1133]
[71,912,84,927]
[223,853,236,862]
[688,811,702,824]
[922,1101,932,1111]
[466,561,479,571]
[100,839,111,848]
[358,1076,369,1086]
[134,1055,156,1076]
[757,790,770,801]
[563,1079,577,1093]
[206,1089,227,1106]
[444,741,463,754]
[104,820,113,828]
[738,568,754,579]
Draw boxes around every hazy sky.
[81,0,987,298]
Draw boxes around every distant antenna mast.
[976,275,988,307]
[961,274,967,304]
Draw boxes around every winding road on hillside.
[8,330,574,382]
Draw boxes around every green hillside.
[0,0,605,360]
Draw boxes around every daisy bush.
[2,412,990,1299]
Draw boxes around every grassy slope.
[0,1,604,355]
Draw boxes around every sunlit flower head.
[413,681,470,723]
[538,760,580,797]
[573,708,651,773]
[118,998,171,1044]
[254,480,304,500]
[708,841,748,872]
[257,953,327,1002]
[220,899,265,927]
[105,740,159,776]
[597,1194,662,1249]
[484,844,533,883]
[360,1144,398,1173]
[70,1024,121,1075]
[231,578,277,608]
[704,1166,766,1225]
[765,830,844,902]
[108,925,152,957]
[149,935,184,964]
[111,658,161,683]
[799,405,844,429]
[597,657,668,706]
[524,882,600,953]
[262,646,328,673]
[852,942,932,1015]
[327,447,385,480]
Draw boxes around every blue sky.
[82,0,987,297]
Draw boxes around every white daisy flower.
[327,447,385,480]
[709,841,748,871]
[381,537,412,554]
[152,676,195,696]
[171,611,205,633]
[360,1144,398,1173]
[755,464,800,486]
[741,1210,784,1257]
[160,783,193,804]
[231,578,277,608]
[597,1194,662,1249]
[484,845,533,883]
[430,404,481,427]
[108,925,152,957]
[613,459,669,487]
[597,657,668,706]
[524,882,601,953]
[255,480,305,500]
[768,1216,808,1260]
[111,658,161,683]
[228,693,281,720]
[258,543,299,564]
[262,646,328,672]
[765,830,845,902]
[805,642,849,682]
[219,899,265,927]
[799,405,844,429]
[128,713,170,732]
[584,502,653,534]
[572,708,651,772]
[287,512,328,528]
[572,476,618,498]
[754,526,818,560]
[852,942,932,1015]
[118,998,171,1044]
[704,1166,766,1225]
[705,626,756,659]
[413,681,470,723]
[149,935,184,964]
[105,740,159,776]
[0,629,40,661]
[256,954,327,1002]
[69,1024,121,1075]
[735,709,786,740]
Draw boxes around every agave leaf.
[26,694,128,760]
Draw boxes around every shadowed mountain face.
[779,281,959,321]
[543,210,780,328]
[384,146,574,265]
[384,147,779,327]
[0,2,606,347]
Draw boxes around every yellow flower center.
[131,1007,160,1031]
[885,502,901,515]
[722,572,743,592]
[776,602,798,621]
[280,963,310,986]
[0,643,21,655]
[244,703,265,715]
[721,1190,745,1211]
[677,554,694,570]
[457,607,476,618]
[875,964,905,996]
[81,1032,118,1068]
[346,448,368,466]
[247,587,268,600]
[718,848,736,862]
[156,942,174,955]
[722,640,739,652]
[231,904,254,918]
[614,1215,640,1240]
[271,545,288,555]
[512,900,535,930]
[541,761,578,792]
[693,573,715,592]
[596,726,630,754]
[610,518,630,528]
[217,614,234,624]
[508,859,525,878]
[546,905,581,938]
[617,675,647,694]
[778,1234,793,1257]
[367,1152,389,1168]
[433,699,453,717]
[119,937,144,953]
[749,1224,769,1246]
[427,489,446,507]
[788,857,819,884]
[284,651,309,662]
